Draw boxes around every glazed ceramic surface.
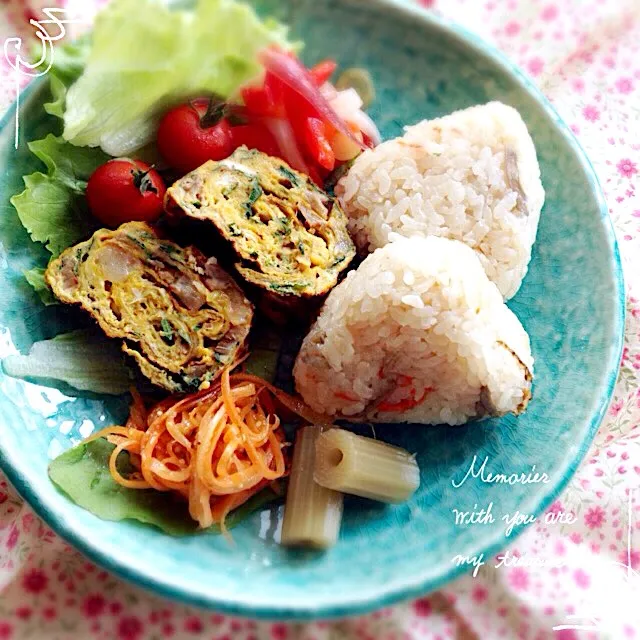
[0,0,624,620]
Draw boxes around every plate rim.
[0,0,625,620]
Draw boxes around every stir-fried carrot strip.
[108,440,150,490]
[376,386,434,413]
[92,364,317,530]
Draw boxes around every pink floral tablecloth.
[1,0,640,638]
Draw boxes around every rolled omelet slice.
[164,147,355,320]
[45,222,253,392]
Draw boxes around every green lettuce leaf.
[49,438,282,536]
[11,171,94,256]
[63,0,298,156]
[10,135,108,256]
[245,349,280,382]
[1,329,132,395]
[44,36,92,119]
[23,267,57,306]
[29,134,109,192]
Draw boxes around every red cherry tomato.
[86,159,166,228]
[157,99,234,174]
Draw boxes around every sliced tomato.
[231,123,280,157]
[269,79,322,169]
[241,75,285,119]
[236,51,364,182]
[305,165,325,187]
[259,48,364,151]
[265,71,289,117]
[241,86,271,117]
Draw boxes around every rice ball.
[294,236,533,425]
[336,102,545,299]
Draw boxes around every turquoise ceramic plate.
[0,0,624,620]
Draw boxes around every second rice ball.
[336,102,545,300]
[293,236,533,425]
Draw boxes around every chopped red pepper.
[303,117,336,171]
[309,59,337,86]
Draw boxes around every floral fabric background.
[1,0,640,638]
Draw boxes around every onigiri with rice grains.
[294,236,533,425]
[336,101,544,299]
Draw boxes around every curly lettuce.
[1,329,132,395]
[10,134,108,257]
[63,0,298,156]
[23,267,58,305]
[49,438,283,535]
[44,35,92,119]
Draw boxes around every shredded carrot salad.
[88,367,325,531]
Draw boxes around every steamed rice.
[336,102,545,300]
[293,236,533,425]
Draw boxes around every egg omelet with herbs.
[164,148,355,320]
[45,222,253,392]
